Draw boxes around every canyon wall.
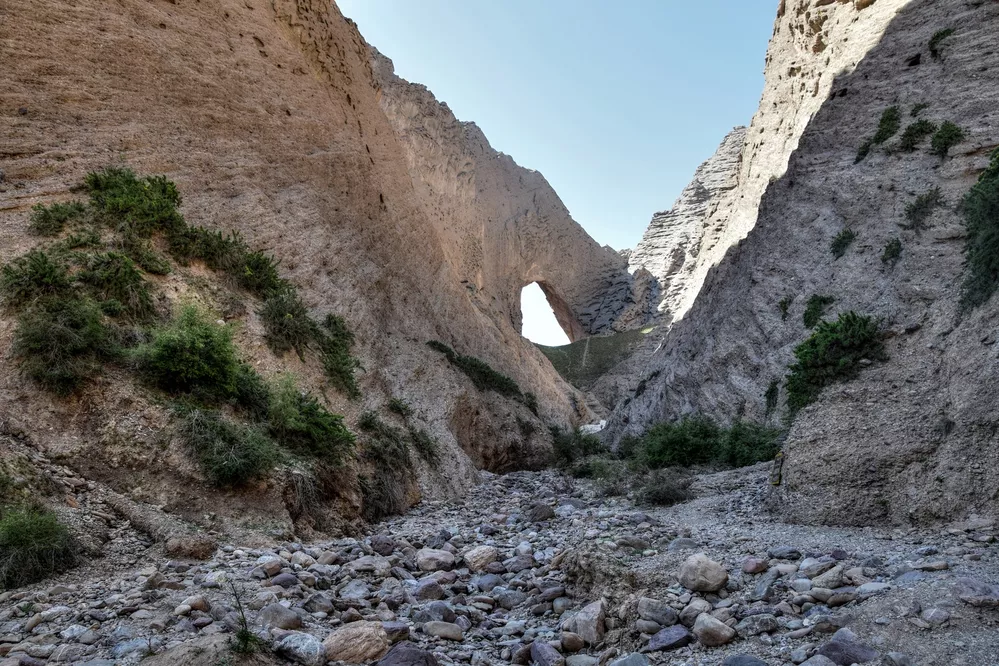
[0,0,628,536]
[369,51,657,342]
[609,0,999,525]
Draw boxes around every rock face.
[610,0,999,525]
[628,128,747,322]
[370,50,657,341]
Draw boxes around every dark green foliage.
[12,298,116,395]
[872,106,902,145]
[785,311,884,415]
[85,167,185,238]
[118,233,172,275]
[929,28,955,59]
[931,121,965,157]
[0,250,71,306]
[897,120,937,152]
[636,469,695,507]
[903,187,944,233]
[226,580,263,655]
[178,409,277,487]
[959,148,999,310]
[881,238,903,267]
[232,363,271,420]
[0,504,79,588]
[764,379,780,416]
[28,201,86,236]
[357,412,412,521]
[387,397,412,418]
[830,228,856,258]
[78,252,153,319]
[639,416,781,469]
[260,291,315,359]
[138,305,240,398]
[267,375,354,460]
[551,427,606,466]
[317,314,360,399]
[426,340,522,398]
[910,103,929,117]
[523,391,539,416]
[778,296,793,321]
[855,139,874,164]
[237,250,285,297]
[803,294,835,328]
[408,427,440,465]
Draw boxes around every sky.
[338,0,777,346]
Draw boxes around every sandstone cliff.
[609,0,999,525]
[0,0,624,538]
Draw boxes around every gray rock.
[473,573,504,592]
[667,538,699,551]
[504,553,536,573]
[920,608,950,625]
[383,621,411,644]
[749,567,781,602]
[954,577,999,607]
[423,621,464,641]
[377,641,439,666]
[416,548,455,572]
[258,603,302,630]
[413,578,445,601]
[635,619,660,634]
[800,657,837,666]
[340,579,371,600]
[679,598,712,627]
[678,553,728,592]
[303,593,333,614]
[271,572,300,588]
[646,625,693,651]
[721,657,770,666]
[531,641,566,666]
[275,631,326,666]
[496,588,529,610]
[370,535,397,556]
[637,597,677,626]
[736,613,779,637]
[609,655,649,666]
[885,653,914,666]
[560,631,585,653]
[692,613,736,646]
[768,546,802,560]
[563,600,605,645]
[816,628,879,665]
[525,503,556,522]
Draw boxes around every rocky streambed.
[1,465,998,666]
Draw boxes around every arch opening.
[520,282,571,347]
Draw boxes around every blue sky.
[338,0,777,345]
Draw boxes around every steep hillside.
[0,0,620,540]
[609,0,999,525]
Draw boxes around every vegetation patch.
[28,201,87,237]
[639,416,781,469]
[778,296,793,321]
[881,238,903,267]
[902,187,944,233]
[872,106,902,145]
[931,121,965,157]
[535,328,650,391]
[357,412,414,522]
[0,250,72,307]
[830,228,857,259]
[929,28,955,59]
[0,504,79,589]
[764,379,780,416]
[551,427,606,466]
[260,291,315,359]
[959,148,999,311]
[178,408,278,487]
[897,120,937,152]
[388,397,413,418]
[785,311,885,415]
[267,375,354,461]
[78,252,154,320]
[803,294,835,329]
[427,341,532,407]
[636,469,695,507]
[910,103,929,117]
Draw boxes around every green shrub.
[408,427,440,466]
[0,504,78,588]
[235,250,285,298]
[778,296,793,321]
[78,252,153,319]
[872,106,902,145]
[635,469,695,507]
[785,311,884,415]
[881,238,903,267]
[855,139,874,164]
[929,28,955,59]
[803,294,835,328]
[357,412,413,521]
[138,305,240,398]
[178,409,278,487]
[427,340,522,398]
[28,201,86,236]
[764,379,780,416]
[551,427,606,466]
[232,363,271,420]
[718,421,782,468]
[959,148,999,310]
[260,290,316,359]
[897,120,937,152]
[903,187,943,233]
[387,397,412,418]
[119,232,172,275]
[0,250,71,306]
[267,375,354,460]
[910,103,929,117]
[931,121,965,157]
[523,391,539,416]
[12,297,116,395]
[830,229,856,258]
[640,416,721,468]
[318,314,360,399]
[85,167,185,238]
